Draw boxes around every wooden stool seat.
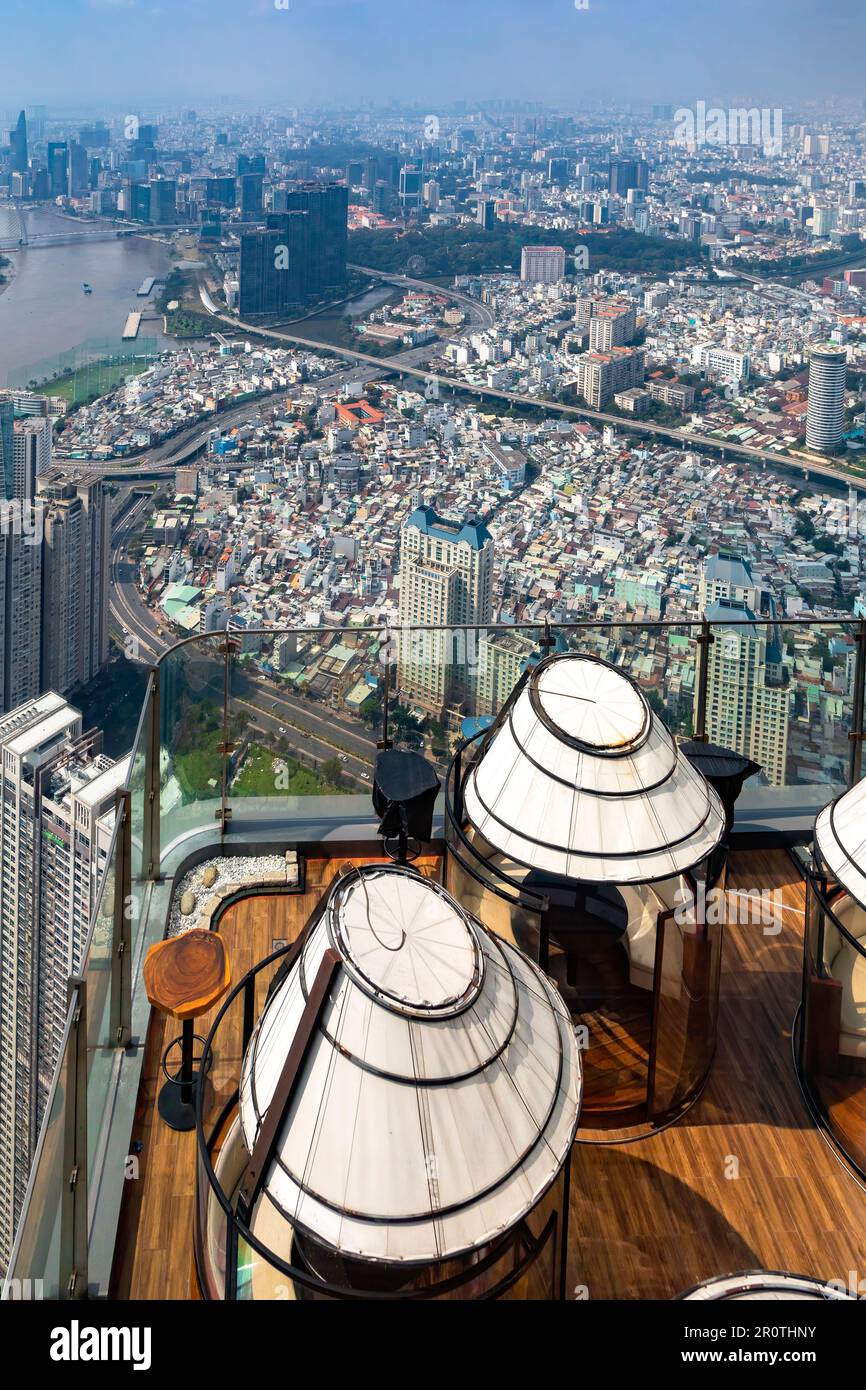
[144,928,231,1021]
[144,929,231,1132]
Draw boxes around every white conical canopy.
[815,778,866,909]
[240,865,581,1266]
[462,653,725,884]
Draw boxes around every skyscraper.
[0,400,13,501]
[38,471,111,698]
[239,184,347,318]
[608,158,649,196]
[397,507,493,718]
[0,694,127,1270]
[697,599,790,787]
[806,345,847,453]
[8,111,27,175]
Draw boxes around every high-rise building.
[0,694,127,1270]
[399,165,423,212]
[806,345,847,453]
[476,630,538,716]
[148,178,177,223]
[47,142,68,197]
[577,346,646,408]
[608,158,649,196]
[38,471,111,697]
[239,173,264,219]
[697,599,790,787]
[588,299,637,352]
[66,141,89,197]
[477,197,497,230]
[0,521,43,714]
[12,417,52,501]
[0,400,13,501]
[520,245,567,285]
[8,111,28,175]
[397,507,493,718]
[239,184,347,318]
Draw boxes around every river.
[0,206,175,385]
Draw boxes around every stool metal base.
[158,1070,202,1132]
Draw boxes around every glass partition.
[225,626,377,826]
[799,863,866,1178]
[159,634,230,867]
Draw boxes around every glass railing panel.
[225,627,378,824]
[800,869,866,1177]
[127,673,152,887]
[159,634,230,861]
[3,993,77,1299]
[704,619,857,795]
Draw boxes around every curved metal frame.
[675,1269,857,1301]
[443,707,725,1134]
[193,931,570,1301]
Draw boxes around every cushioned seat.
[824,894,866,1055]
[620,876,690,996]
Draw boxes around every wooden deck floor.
[112,849,866,1301]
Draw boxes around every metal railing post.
[378,626,393,753]
[693,619,714,743]
[143,665,161,881]
[60,978,88,1300]
[217,638,237,839]
[111,790,132,1050]
[849,618,866,787]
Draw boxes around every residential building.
[397,507,493,717]
[520,246,566,285]
[0,695,125,1271]
[698,599,790,787]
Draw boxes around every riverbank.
[0,253,15,299]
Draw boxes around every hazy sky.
[1,0,864,112]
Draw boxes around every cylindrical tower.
[806,345,847,453]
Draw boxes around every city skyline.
[1,0,865,108]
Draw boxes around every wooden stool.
[144,929,231,1132]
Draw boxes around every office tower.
[0,400,13,501]
[399,165,423,213]
[239,184,347,318]
[8,111,27,174]
[239,173,264,219]
[238,212,311,319]
[697,600,790,787]
[206,176,237,208]
[280,183,348,297]
[130,182,151,223]
[38,471,111,697]
[520,245,567,285]
[548,157,570,184]
[47,142,68,197]
[12,417,52,501]
[0,694,127,1270]
[589,299,637,351]
[806,345,847,453]
[608,158,649,197]
[397,507,493,717]
[148,178,177,223]
[66,142,89,197]
[237,153,265,176]
[577,346,646,408]
[477,197,496,230]
[423,180,441,210]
